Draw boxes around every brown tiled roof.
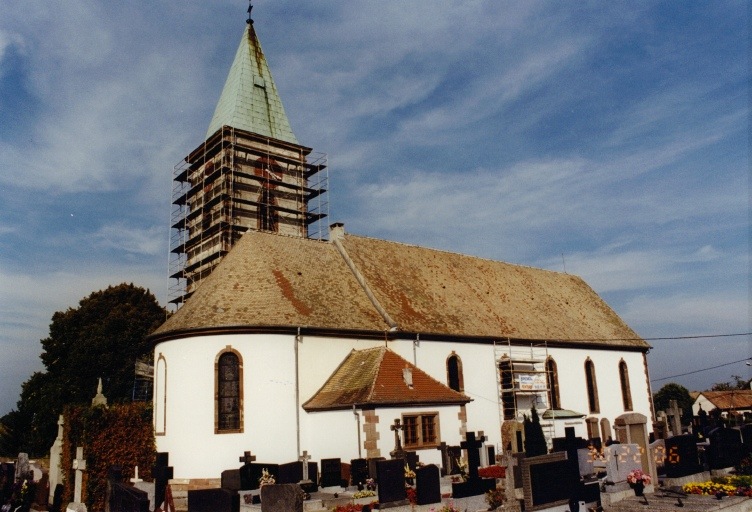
[153,229,647,349]
[698,390,752,411]
[340,235,645,346]
[154,231,386,335]
[302,347,471,411]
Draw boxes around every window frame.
[618,359,633,411]
[401,412,441,449]
[584,358,600,414]
[446,352,464,392]
[215,347,244,434]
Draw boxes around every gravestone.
[436,443,450,476]
[452,431,496,498]
[706,427,743,469]
[188,488,238,512]
[599,418,612,444]
[350,459,368,487]
[152,452,174,510]
[666,400,683,436]
[260,484,304,512]
[389,419,406,460]
[740,424,752,455]
[67,446,88,512]
[376,459,408,508]
[664,434,702,477]
[108,468,150,512]
[50,484,64,512]
[415,464,441,505]
[49,415,64,505]
[222,469,241,491]
[521,452,578,511]
[603,444,641,485]
[320,459,342,488]
[613,412,655,483]
[447,446,462,475]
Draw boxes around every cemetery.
[2,391,751,512]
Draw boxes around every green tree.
[524,406,548,457]
[711,375,749,391]
[0,283,166,456]
[653,382,694,425]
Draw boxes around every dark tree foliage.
[0,283,166,456]
[653,382,694,425]
[711,375,749,391]
[524,406,548,457]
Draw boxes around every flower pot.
[631,481,645,496]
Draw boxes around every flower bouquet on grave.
[626,469,651,498]
[485,486,505,510]
[404,464,416,485]
[258,468,276,487]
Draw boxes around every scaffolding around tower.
[168,125,328,307]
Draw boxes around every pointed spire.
[205,13,298,144]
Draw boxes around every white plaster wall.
[156,332,653,479]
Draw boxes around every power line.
[651,358,752,383]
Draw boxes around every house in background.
[692,390,752,420]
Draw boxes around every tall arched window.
[446,352,464,392]
[215,348,243,433]
[619,360,633,411]
[499,358,515,420]
[155,354,167,435]
[584,358,600,414]
[546,357,560,410]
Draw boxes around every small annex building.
[150,12,654,480]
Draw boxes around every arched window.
[546,357,560,410]
[155,354,167,435]
[584,358,600,414]
[619,360,633,411]
[446,352,464,392]
[499,358,515,420]
[215,348,243,433]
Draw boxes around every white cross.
[72,446,87,504]
[299,451,312,481]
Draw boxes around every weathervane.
[247,1,254,25]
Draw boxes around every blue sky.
[0,1,749,416]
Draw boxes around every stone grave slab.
[707,427,743,469]
[260,484,303,512]
[603,443,642,485]
[350,458,368,487]
[404,451,419,471]
[376,458,408,508]
[320,458,342,488]
[664,434,702,478]
[521,452,578,511]
[415,464,441,505]
[222,469,241,491]
[188,488,239,512]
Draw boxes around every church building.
[151,11,654,480]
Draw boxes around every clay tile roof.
[153,230,387,336]
[339,234,646,347]
[699,390,752,410]
[302,347,471,411]
[153,229,648,350]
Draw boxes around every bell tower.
[168,7,328,307]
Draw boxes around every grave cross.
[239,451,257,465]
[666,400,683,436]
[391,419,403,451]
[72,446,87,504]
[436,442,450,476]
[460,431,484,480]
[130,465,143,484]
[299,451,312,482]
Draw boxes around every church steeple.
[205,11,298,144]
[167,7,328,308]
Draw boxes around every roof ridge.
[366,346,388,403]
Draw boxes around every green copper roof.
[206,24,298,144]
